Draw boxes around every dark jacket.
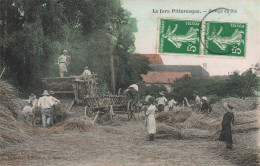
[201,102,212,114]
[219,111,234,146]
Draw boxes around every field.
[0,96,259,166]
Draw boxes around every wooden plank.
[68,100,75,112]
[52,91,74,94]
[93,111,100,125]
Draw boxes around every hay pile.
[156,109,192,124]
[63,117,94,131]
[156,97,259,140]
[0,80,27,149]
[211,97,258,115]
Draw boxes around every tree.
[0,0,150,96]
[228,69,259,99]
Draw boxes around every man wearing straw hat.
[81,66,92,78]
[156,91,168,112]
[58,50,70,77]
[38,90,59,127]
[219,102,235,150]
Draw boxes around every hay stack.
[63,117,94,131]
[155,124,182,139]
[156,108,192,125]
[0,80,27,149]
[211,97,258,115]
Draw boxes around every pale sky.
[121,0,260,75]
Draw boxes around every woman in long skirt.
[219,102,235,150]
[145,97,157,141]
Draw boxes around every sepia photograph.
[0,0,259,165]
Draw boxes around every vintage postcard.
[0,0,259,166]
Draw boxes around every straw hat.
[42,90,50,96]
[63,50,68,54]
[223,102,234,111]
[201,96,207,101]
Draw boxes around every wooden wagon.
[41,74,99,104]
[84,94,139,123]
[41,75,139,123]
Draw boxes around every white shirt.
[82,69,91,77]
[129,84,139,91]
[145,104,156,116]
[58,55,67,63]
[156,96,168,105]
[38,96,53,109]
[49,96,60,106]
[145,95,152,102]
[195,96,201,106]
[168,99,177,107]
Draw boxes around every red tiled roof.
[140,54,163,64]
[141,72,191,84]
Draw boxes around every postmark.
[204,21,247,57]
[158,19,201,55]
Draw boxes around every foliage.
[138,83,167,100]
[0,0,149,96]
[227,69,259,99]
[168,69,259,102]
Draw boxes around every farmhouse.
[140,54,210,91]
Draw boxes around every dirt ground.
[0,99,259,166]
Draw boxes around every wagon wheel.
[127,100,136,120]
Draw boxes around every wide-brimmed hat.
[159,91,165,96]
[201,96,207,101]
[42,90,50,96]
[84,66,88,69]
[223,102,234,111]
[193,91,199,95]
[63,50,68,54]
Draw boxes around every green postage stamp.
[158,19,201,55]
[204,21,247,57]
[158,19,247,57]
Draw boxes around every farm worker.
[81,66,92,78]
[144,97,157,141]
[126,84,139,103]
[219,102,235,150]
[29,93,36,105]
[145,95,152,102]
[22,93,38,113]
[168,98,177,111]
[156,91,167,112]
[193,91,201,112]
[200,96,212,114]
[58,50,70,77]
[129,84,139,91]
[38,90,56,127]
